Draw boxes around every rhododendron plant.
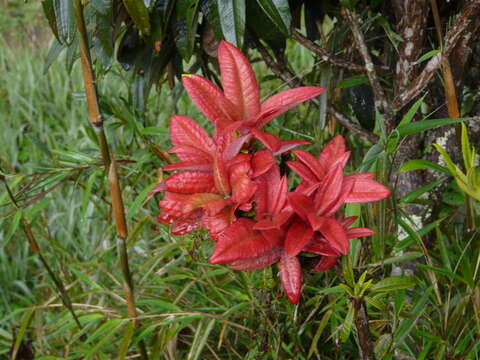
[153,41,391,304]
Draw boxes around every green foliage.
[1,1,480,359]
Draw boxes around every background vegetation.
[1,0,479,359]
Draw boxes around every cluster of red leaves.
[153,41,391,304]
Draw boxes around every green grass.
[1,14,480,360]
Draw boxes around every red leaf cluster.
[153,41,391,304]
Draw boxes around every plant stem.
[73,1,148,358]
[431,0,476,230]
[2,177,83,332]
[353,298,377,360]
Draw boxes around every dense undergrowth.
[1,1,480,359]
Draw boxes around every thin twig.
[1,176,84,333]
[254,38,378,143]
[342,7,393,131]
[431,0,476,230]
[292,31,389,73]
[393,1,480,112]
[353,298,377,360]
[73,1,149,358]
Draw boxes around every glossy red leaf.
[168,145,212,162]
[286,161,318,183]
[229,159,257,205]
[213,152,231,195]
[279,251,302,304]
[293,150,324,179]
[170,115,215,155]
[309,216,349,255]
[164,172,215,194]
[312,256,339,272]
[163,161,212,172]
[256,87,324,127]
[202,209,235,240]
[252,150,276,178]
[346,227,375,239]
[210,219,275,264]
[288,192,315,222]
[182,74,239,130]
[285,220,314,257]
[314,164,344,216]
[230,247,282,270]
[274,139,311,155]
[344,174,391,203]
[218,41,260,122]
[318,135,346,169]
[251,128,281,152]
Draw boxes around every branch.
[292,31,389,73]
[393,1,480,112]
[74,1,148,358]
[342,7,393,130]
[353,298,377,360]
[254,38,378,143]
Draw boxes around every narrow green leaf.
[413,49,441,65]
[397,117,471,137]
[174,0,200,60]
[10,309,34,360]
[371,276,416,293]
[122,0,151,35]
[366,252,423,267]
[340,303,354,342]
[255,0,291,35]
[118,322,135,360]
[5,210,23,244]
[397,95,425,127]
[188,319,216,360]
[54,0,75,45]
[399,179,444,204]
[42,0,60,41]
[337,74,369,89]
[308,309,333,359]
[399,159,450,175]
[44,38,65,74]
[217,0,245,47]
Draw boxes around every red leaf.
[252,150,276,178]
[309,216,349,255]
[303,236,338,256]
[160,192,224,217]
[182,74,239,130]
[346,227,375,239]
[213,152,231,195]
[288,193,314,222]
[251,128,281,152]
[285,220,314,257]
[170,115,215,155]
[171,211,202,235]
[293,150,324,179]
[168,145,212,162]
[256,87,324,128]
[274,139,311,155]
[344,174,391,203]
[312,256,338,272]
[164,172,215,194]
[210,219,275,264]
[230,247,282,270]
[279,251,302,304]
[218,41,260,122]
[287,161,318,183]
[314,164,344,216]
[163,161,212,172]
[229,159,257,205]
[202,209,235,240]
[318,135,346,169]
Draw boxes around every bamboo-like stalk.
[1,176,83,332]
[353,299,377,360]
[431,0,476,230]
[73,1,148,358]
